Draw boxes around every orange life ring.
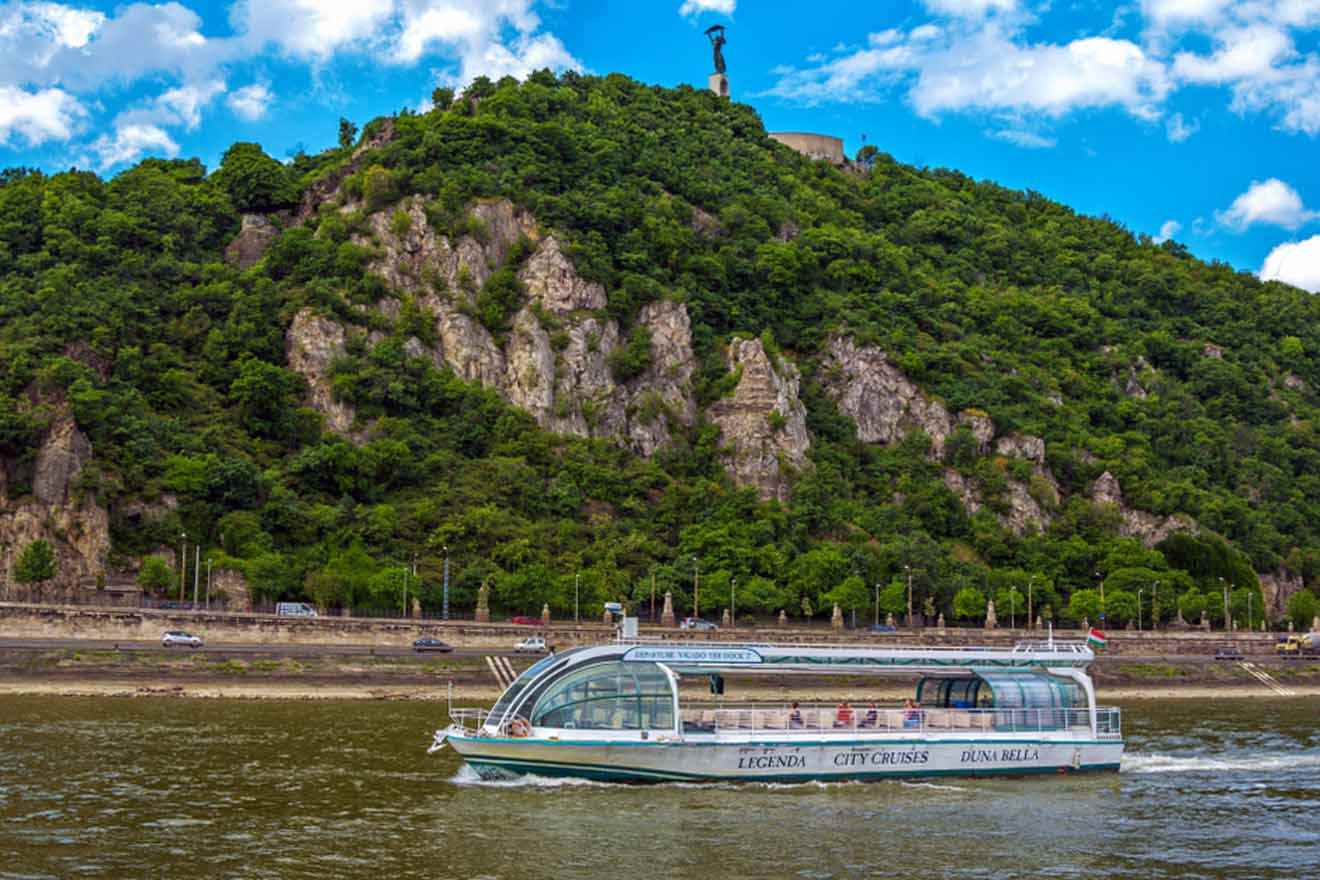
[510,717,531,737]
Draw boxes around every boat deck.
[679,703,1119,738]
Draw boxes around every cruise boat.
[430,638,1124,783]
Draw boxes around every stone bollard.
[661,592,676,627]
[722,608,731,628]
[778,609,787,627]
[937,613,945,632]
[886,613,896,628]
[602,607,612,624]
[541,603,551,625]
[985,600,997,630]
[831,603,843,632]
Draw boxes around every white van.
[276,602,318,617]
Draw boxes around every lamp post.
[1138,588,1143,632]
[1248,591,1253,632]
[1095,570,1105,626]
[179,532,187,602]
[442,545,449,621]
[1219,577,1228,631]
[874,581,880,627]
[193,544,200,608]
[731,576,736,628]
[401,562,408,616]
[1027,576,1035,631]
[905,565,913,629]
[651,571,656,624]
[575,572,580,624]
[692,556,700,620]
[1009,590,1016,630]
[1152,580,1160,630]
[205,557,213,610]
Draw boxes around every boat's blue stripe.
[466,755,1123,783]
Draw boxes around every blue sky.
[2,0,1320,292]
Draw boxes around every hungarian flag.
[1087,628,1108,650]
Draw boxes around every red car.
[510,616,541,626]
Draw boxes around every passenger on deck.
[834,701,854,728]
[861,703,879,728]
[903,698,921,728]
[789,702,803,728]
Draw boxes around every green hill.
[1,71,1317,629]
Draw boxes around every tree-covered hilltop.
[1,71,1318,629]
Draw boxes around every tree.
[824,575,870,615]
[1178,588,1208,623]
[137,557,174,595]
[338,118,358,150]
[994,586,1024,624]
[431,86,455,111]
[1105,589,1138,625]
[14,540,56,587]
[1285,589,1317,631]
[212,142,293,213]
[877,580,906,618]
[952,587,984,622]
[1067,588,1103,624]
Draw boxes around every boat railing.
[448,708,497,734]
[613,634,1092,659]
[680,704,1121,739]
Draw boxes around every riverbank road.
[0,638,519,658]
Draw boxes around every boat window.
[916,677,982,708]
[488,651,576,726]
[530,661,674,731]
[978,673,1075,730]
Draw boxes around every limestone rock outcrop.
[224,214,280,269]
[708,338,811,501]
[1090,471,1196,547]
[1258,567,1306,620]
[0,409,110,598]
[286,309,356,436]
[820,336,953,455]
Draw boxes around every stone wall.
[0,603,1293,655]
[768,132,845,164]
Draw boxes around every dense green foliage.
[13,540,55,584]
[1,73,1317,624]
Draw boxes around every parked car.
[515,635,547,653]
[680,618,719,631]
[868,624,898,634]
[1214,646,1245,661]
[510,615,542,626]
[161,631,203,648]
[412,638,453,653]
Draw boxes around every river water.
[1,696,1316,879]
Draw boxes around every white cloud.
[156,80,226,130]
[1216,179,1318,231]
[679,0,735,17]
[922,0,1017,17]
[392,0,580,84]
[1260,235,1320,292]
[1172,24,1293,83]
[1155,219,1182,243]
[0,84,83,145]
[90,123,179,170]
[1141,0,1234,31]
[1165,112,1198,141]
[988,128,1055,148]
[227,83,272,121]
[231,0,395,59]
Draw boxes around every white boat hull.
[446,731,1124,783]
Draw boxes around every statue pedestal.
[708,73,729,98]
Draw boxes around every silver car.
[161,630,203,648]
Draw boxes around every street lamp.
[692,556,700,620]
[1027,575,1035,630]
[575,572,581,624]
[1152,580,1159,630]
[874,581,880,627]
[731,576,736,628]
[905,565,913,629]
[1248,591,1253,632]
[1219,577,1228,631]
[1095,570,1105,626]
[1138,588,1143,632]
[442,545,450,621]
[179,532,187,602]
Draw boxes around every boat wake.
[448,764,969,791]
[1122,752,1320,774]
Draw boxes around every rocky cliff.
[0,408,110,598]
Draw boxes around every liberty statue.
[706,25,727,75]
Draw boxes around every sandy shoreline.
[1,678,1317,702]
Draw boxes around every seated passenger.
[834,700,854,728]
[903,698,921,728]
[789,701,803,728]
[861,703,879,728]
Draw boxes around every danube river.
[1,696,1316,879]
